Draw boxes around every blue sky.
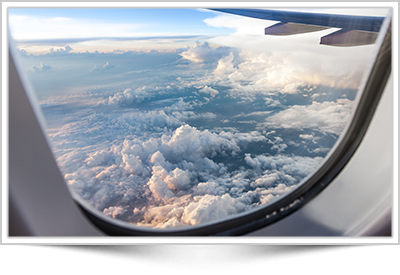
[8,8,232,41]
[8,8,216,22]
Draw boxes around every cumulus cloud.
[261,99,354,135]
[98,88,152,106]
[157,125,245,162]
[203,12,375,95]
[180,41,368,102]
[103,206,127,218]
[42,79,348,229]
[211,50,367,98]
[90,61,117,72]
[181,194,239,225]
[180,42,231,63]
[147,174,175,202]
[50,95,323,228]
[244,154,323,181]
[299,134,314,140]
[214,52,236,76]
[198,85,219,97]
[271,143,288,153]
[58,109,324,227]
[18,49,28,56]
[31,62,52,73]
[49,45,73,55]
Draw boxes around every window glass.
[8,8,389,229]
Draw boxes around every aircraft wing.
[211,8,385,46]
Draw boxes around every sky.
[8,8,385,230]
[8,8,232,54]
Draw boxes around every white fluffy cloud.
[214,52,236,76]
[160,124,241,161]
[244,154,323,181]
[98,88,152,106]
[203,12,376,95]
[147,174,175,202]
[261,99,353,135]
[299,134,314,140]
[49,45,73,55]
[103,206,127,218]
[210,49,369,97]
[180,42,231,63]
[181,194,239,225]
[53,100,322,228]
[198,85,219,97]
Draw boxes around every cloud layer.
[43,81,340,228]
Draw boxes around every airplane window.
[8,7,390,234]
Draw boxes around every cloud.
[234,111,272,118]
[299,134,314,140]
[58,107,324,227]
[49,45,73,55]
[18,49,28,56]
[98,88,152,106]
[89,64,100,72]
[159,124,242,162]
[271,143,288,153]
[177,41,369,104]
[147,174,175,202]
[90,61,117,72]
[31,62,52,73]
[180,42,231,63]
[214,52,236,75]
[103,61,116,70]
[198,85,219,97]
[103,206,127,218]
[85,148,115,167]
[8,14,143,40]
[261,99,354,135]
[181,194,239,225]
[244,154,323,182]
[31,36,355,229]
[203,12,376,95]
[204,14,270,36]
[50,95,322,228]
[163,168,192,191]
[211,50,366,98]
